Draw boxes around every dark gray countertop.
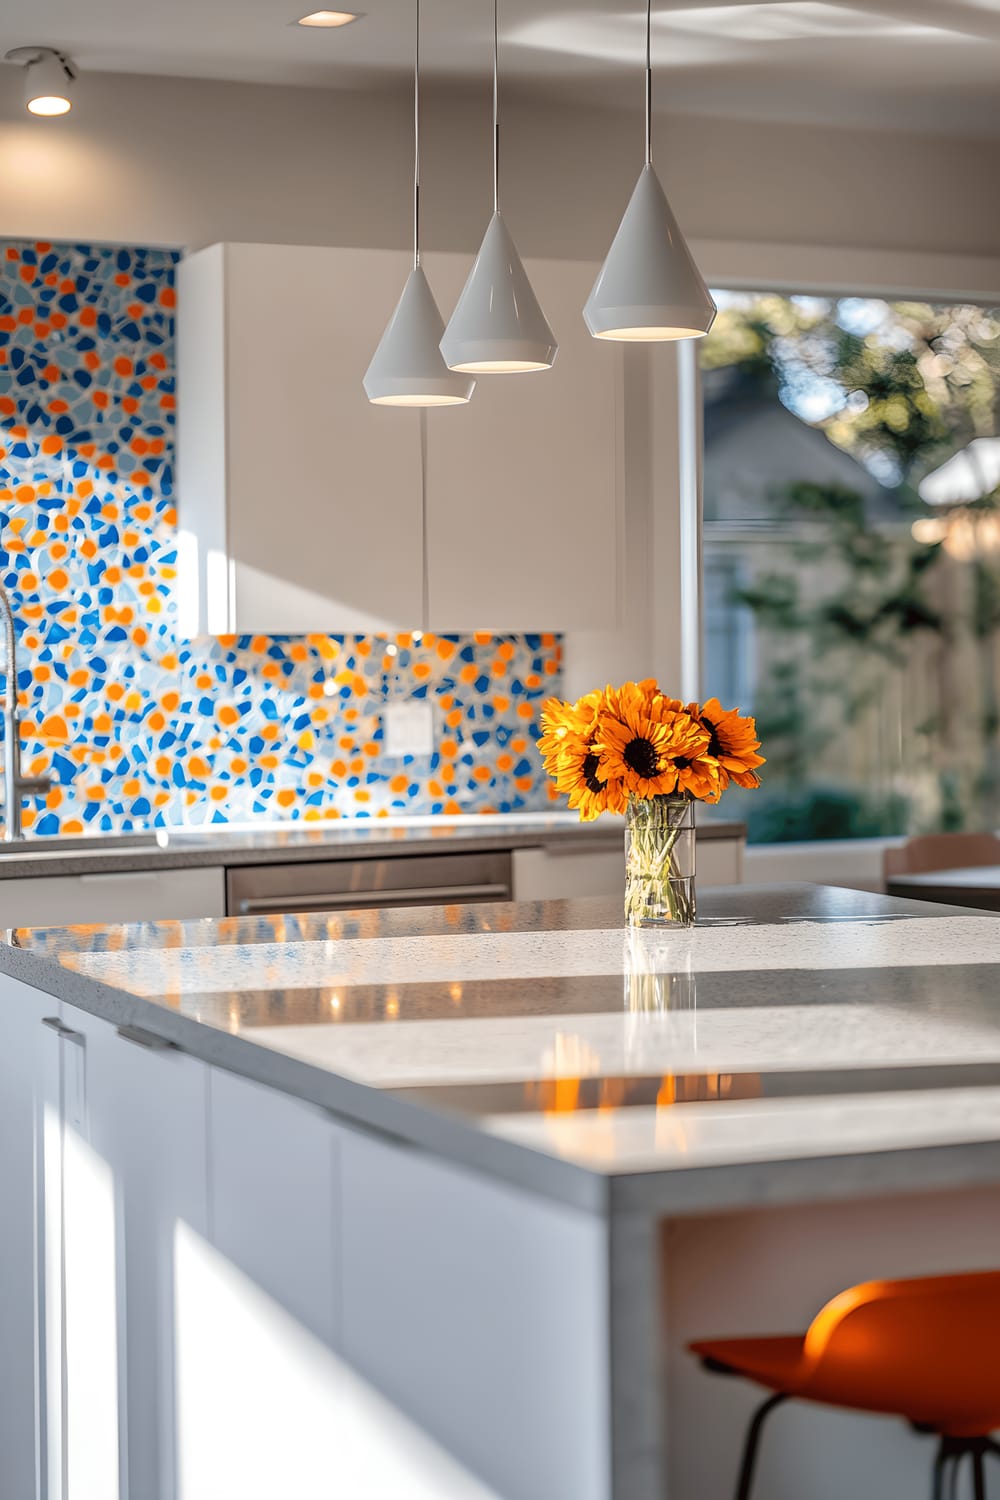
[4,882,1000,1216]
[0,812,744,879]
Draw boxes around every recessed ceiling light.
[295,10,361,26]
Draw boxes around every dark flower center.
[701,718,723,757]
[582,752,603,793]
[623,736,660,779]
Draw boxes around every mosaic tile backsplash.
[0,240,561,834]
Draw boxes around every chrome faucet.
[0,583,51,841]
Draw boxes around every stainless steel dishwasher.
[226,850,512,917]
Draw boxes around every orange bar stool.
[690,1270,1000,1500]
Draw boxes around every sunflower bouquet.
[538,680,764,926]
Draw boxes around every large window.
[702,291,1000,843]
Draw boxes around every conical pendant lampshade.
[440,0,557,375]
[363,0,474,407]
[365,267,474,405]
[584,164,716,341]
[585,0,715,343]
[440,212,557,373]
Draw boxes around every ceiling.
[4,0,1000,136]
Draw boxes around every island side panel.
[338,1128,613,1500]
[610,1211,670,1500]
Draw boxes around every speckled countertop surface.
[5,882,1000,1214]
[0,812,743,880]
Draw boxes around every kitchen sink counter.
[0,811,744,880]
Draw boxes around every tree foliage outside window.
[702,292,1000,843]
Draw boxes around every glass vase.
[624,795,696,928]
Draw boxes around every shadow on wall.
[0,239,562,832]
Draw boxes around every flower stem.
[625,794,696,927]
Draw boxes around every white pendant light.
[584,0,715,342]
[440,0,557,374]
[3,46,76,116]
[364,0,474,407]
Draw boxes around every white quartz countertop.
[4,883,1000,1215]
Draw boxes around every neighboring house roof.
[703,365,903,526]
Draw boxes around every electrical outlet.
[383,701,435,759]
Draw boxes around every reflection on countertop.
[5,883,1000,1211]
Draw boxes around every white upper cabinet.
[425,253,623,632]
[177,243,424,635]
[177,244,621,636]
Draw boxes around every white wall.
[1,69,999,262]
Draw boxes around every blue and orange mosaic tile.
[0,239,562,834]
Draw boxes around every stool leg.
[950,1452,965,1500]
[933,1440,964,1500]
[734,1392,788,1500]
[932,1441,949,1500]
[973,1449,986,1500]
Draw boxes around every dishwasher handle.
[237,881,510,916]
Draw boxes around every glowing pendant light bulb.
[364,0,474,407]
[584,0,715,342]
[439,0,557,374]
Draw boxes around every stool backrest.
[802,1270,1000,1425]
[884,832,1000,879]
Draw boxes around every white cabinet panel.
[63,1004,211,1500]
[511,843,625,901]
[59,1012,123,1500]
[511,835,744,901]
[208,1069,338,1346]
[185,1071,501,1500]
[425,255,622,632]
[697,836,744,886]
[0,978,58,1500]
[177,243,424,635]
[172,1215,502,1500]
[339,1128,611,1500]
[0,864,225,928]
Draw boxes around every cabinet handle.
[237,882,510,915]
[116,1023,176,1052]
[41,1016,84,1045]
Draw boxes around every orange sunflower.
[538,691,601,776]
[538,692,628,820]
[674,751,722,803]
[687,697,766,791]
[595,682,712,800]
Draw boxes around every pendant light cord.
[645,0,652,166]
[413,0,421,267]
[493,0,500,213]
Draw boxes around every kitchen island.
[3,884,1000,1500]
